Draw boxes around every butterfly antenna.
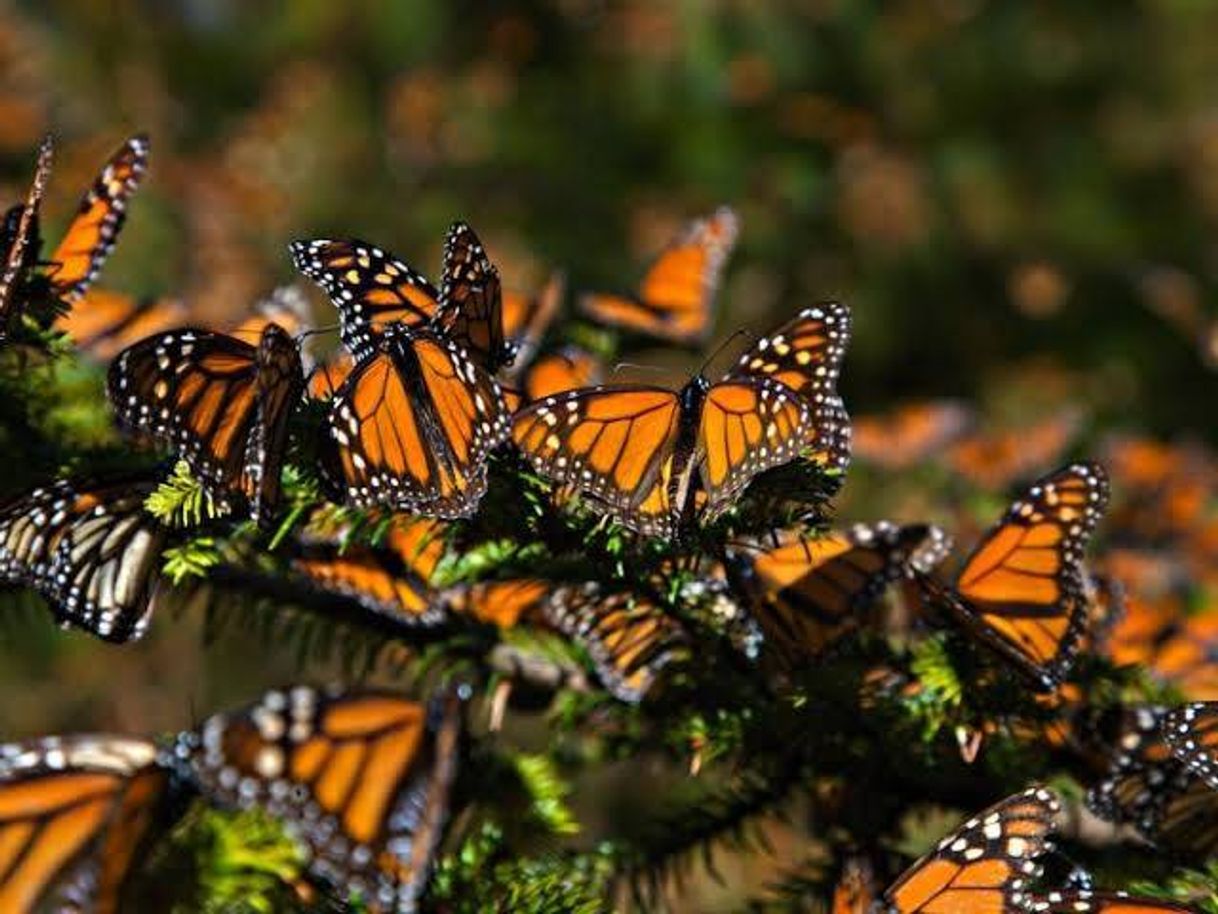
[609,360,671,378]
[697,326,755,377]
[296,323,340,343]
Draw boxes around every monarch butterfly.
[0,135,51,334]
[1087,705,1218,861]
[1104,436,1212,549]
[910,462,1109,690]
[436,577,551,629]
[578,207,738,345]
[55,288,188,361]
[436,221,511,372]
[724,523,936,663]
[291,222,509,370]
[879,786,1060,913]
[851,400,973,470]
[0,475,166,642]
[945,410,1080,490]
[830,857,877,913]
[1026,893,1197,913]
[317,320,510,516]
[180,686,462,914]
[542,583,687,703]
[520,345,604,403]
[47,134,150,305]
[501,272,564,374]
[108,322,305,526]
[0,733,178,914]
[1164,702,1218,791]
[307,350,355,400]
[513,305,849,538]
[293,520,448,626]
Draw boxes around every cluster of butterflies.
[0,134,1213,910]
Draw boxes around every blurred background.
[2,1,1218,908]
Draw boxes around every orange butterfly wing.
[291,238,440,360]
[882,786,1060,914]
[439,578,552,628]
[56,288,187,361]
[935,462,1109,689]
[543,584,687,703]
[698,377,813,518]
[946,411,1079,490]
[108,324,304,524]
[1030,892,1197,913]
[184,687,461,914]
[437,221,509,371]
[521,346,604,402]
[579,207,738,345]
[512,385,683,536]
[726,303,852,469]
[852,401,973,470]
[727,523,934,661]
[0,135,51,329]
[321,324,509,517]
[0,735,171,914]
[49,135,149,303]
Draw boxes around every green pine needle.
[147,461,228,527]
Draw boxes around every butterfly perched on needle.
[291,221,511,371]
[512,305,850,538]
[0,733,182,914]
[178,685,462,914]
[725,522,938,664]
[578,207,738,346]
[0,475,167,642]
[908,462,1109,690]
[107,322,306,526]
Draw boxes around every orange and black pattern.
[852,400,973,470]
[0,475,165,642]
[437,221,509,371]
[914,462,1109,689]
[879,786,1059,913]
[1026,892,1196,913]
[290,238,441,361]
[520,345,604,403]
[579,206,738,345]
[319,322,510,517]
[945,411,1080,490]
[107,323,305,525]
[56,288,188,361]
[182,686,462,914]
[0,734,175,914]
[512,309,832,538]
[48,134,150,304]
[542,583,687,703]
[726,523,937,663]
[1088,705,1218,860]
[436,577,551,629]
[1164,702,1218,792]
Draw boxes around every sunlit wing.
[437,578,551,628]
[945,411,1080,490]
[521,346,603,403]
[290,238,440,360]
[579,206,738,345]
[320,324,509,517]
[0,475,165,642]
[512,384,682,536]
[852,400,973,470]
[726,302,852,469]
[107,323,304,524]
[542,584,687,703]
[940,462,1109,689]
[182,686,462,914]
[882,786,1060,914]
[48,134,150,303]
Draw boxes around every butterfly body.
[320,321,510,516]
